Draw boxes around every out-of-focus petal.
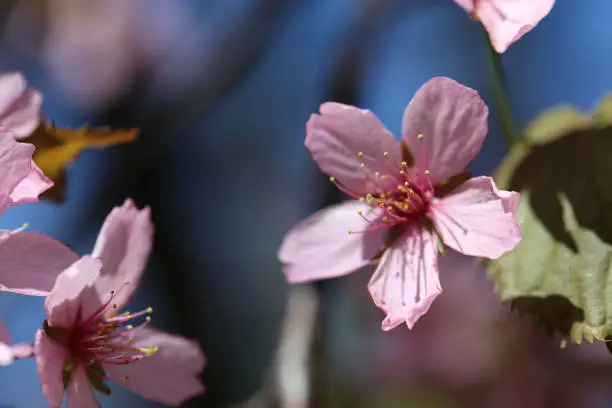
[306,102,401,196]
[401,77,488,184]
[278,201,387,283]
[0,319,12,366]
[0,89,42,139]
[105,328,205,406]
[91,199,153,309]
[368,225,441,330]
[479,0,555,54]
[432,176,521,259]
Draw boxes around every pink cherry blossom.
[35,199,205,407]
[278,77,521,330]
[454,0,555,53]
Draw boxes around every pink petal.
[9,161,53,205]
[0,88,42,139]
[0,72,28,119]
[0,319,12,366]
[0,133,36,212]
[0,342,12,366]
[368,225,441,331]
[91,199,153,309]
[431,176,521,259]
[278,201,387,284]
[0,231,79,296]
[401,77,488,184]
[105,328,205,406]
[66,367,100,408]
[35,329,68,408]
[45,256,103,329]
[306,102,401,196]
[477,0,555,54]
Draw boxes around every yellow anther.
[382,217,388,222]
[360,162,365,169]
[404,181,409,186]
[359,196,365,202]
[381,175,387,180]
[127,325,134,330]
[124,280,130,285]
[140,346,159,356]
[146,307,153,314]
[375,171,380,177]
[329,176,336,182]
[425,169,431,175]
[348,230,353,234]
[358,152,364,158]
[357,210,363,215]
[129,337,134,343]
[417,134,424,140]
[145,316,151,322]
[399,170,406,175]
[401,161,408,167]
[383,152,389,157]
[409,189,415,195]
[387,206,393,211]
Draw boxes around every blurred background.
[0,0,612,407]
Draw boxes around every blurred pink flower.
[0,71,42,139]
[0,319,34,366]
[454,0,555,53]
[8,0,209,110]
[35,199,205,407]
[279,77,521,330]
[0,319,12,365]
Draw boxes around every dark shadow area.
[510,295,585,337]
[509,126,612,252]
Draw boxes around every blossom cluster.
[0,72,205,407]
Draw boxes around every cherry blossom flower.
[454,0,555,53]
[35,199,205,407]
[278,77,521,330]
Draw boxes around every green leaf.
[488,102,612,345]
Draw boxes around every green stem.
[482,27,518,147]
